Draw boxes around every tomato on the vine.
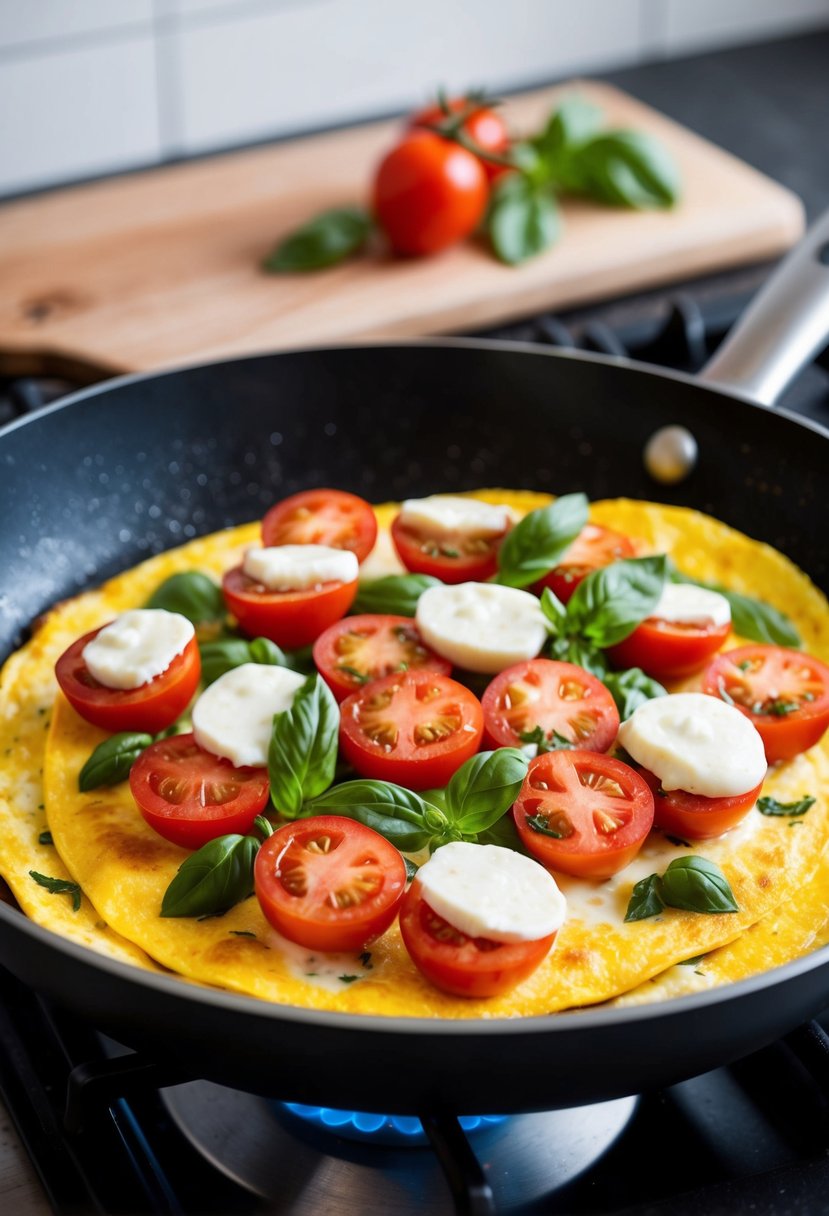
[339,669,483,790]
[535,524,635,603]
[222,565,357,650]
[702,645,829,763]
[481,659,619,753]
[512,749,654,880]
[390,510,509,583]
[55,628,200,734]
[373,130,488,256]
[313,613,452,702]
[254,816,407,952]
[410,96,510,183]
[261,488,377,563]
[129,733,269,849]
[638,766,763,841]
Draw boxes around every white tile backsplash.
[0,0,827,197]
[0,35,161,196]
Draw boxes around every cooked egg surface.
[192,663,306,767]
[2,496,829,1019]
[82,609,194,690]
[416,582,547,674]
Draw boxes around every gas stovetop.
[1,264,828,1215]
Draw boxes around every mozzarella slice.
[192,663,306,767]
[82,609,194,690]
[416,582,547,674]
[417,842,566,943]
[399,495,513,539]
[243,544,358,592]
[651,583,731,628]
[617,692,766,798]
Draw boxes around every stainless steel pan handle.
[698,208,829,406]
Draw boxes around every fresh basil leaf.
[567,556,667,648]
[352,574,441,618]
[477,812,532,856]
[757,795,815,818]
[624,873,665,922]
[443,748,529,834]
[404,857,419,881]
[546,634,609,677]
[145,571,224,625]
[669,567,800,647]
[535,96,603,161]
[305,780,445,852]
[280,644,318,676]
[78,731,154,791]
[602,668,667,720]
[517,726,573,754]
[269,673,339,819]
[539,587,568,633]
[200,636,287,687]
[496,494,588,589]
[487,173,560,266]
[29,870,82,912]
[571,131,679,209]
[661,856,739,914]
[263,206,373,272]
[160,834,260,917]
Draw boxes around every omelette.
[1,491,828,1019]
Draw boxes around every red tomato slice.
[638,767,763,841]
[534,524,635,604]
[222,565,357,650]
[513,750,654,880]
[254,816,406,952]
[313,613,452,702]
[608,617,731,680]
[399,880,555,998]
[481,659,619,753]
[55,628,200,734]
[129,733,269,849]
[339,670,484,790]
[261,489,377,563]
[702,645,829,764]
[390,510,509,583]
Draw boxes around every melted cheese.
[399,495,513,539]
[82,609,194,689]
[652,583,731,627]
[192,663,305,767]
[243,545,358,591]
[416,582,547,673]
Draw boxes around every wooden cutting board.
[0,80,804,381]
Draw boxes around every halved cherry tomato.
[703,645,829,764]
[638,767,763,841]
[261,488,377,563]
[410,97,510,183]
[608,617,731,680]
[390,511,510,583]
[129,733,269,849]
[481,659,619,753]
[373,130,488,256]
[313,613,452,702]
[254,816,406,952]
[55,628,200,734]
[222,566,357,650]
[399,879,555,998]
[339,670,483,790]
[513,749,654,880]
[535,524,635,604]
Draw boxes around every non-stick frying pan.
[0,213,828,1117]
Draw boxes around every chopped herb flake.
[29,870,81,912]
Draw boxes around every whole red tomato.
[373,130,488,256]
[410,97,510,182]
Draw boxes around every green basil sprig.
[161,816,273,919]
[29,870,82,912]
[566,131,679,209]
[625,856,738,923]
[268,673,340,819]
[200,636,287,687]
[602,667,667,721]
[669,568,800,648]
[757,795,815,818]
[517,726,573,753]
[565,555,668,647]
[145,571,225,627]
[486,172,559,266]
[441,748,528,835]
[496,493,588,588]
[263,207,373,273]
[305,781,444,852]
[78,731,154,791]
[352,574,441,618]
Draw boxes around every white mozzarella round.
[399,495,513,539]
[82,609,194,690]
[192,663,306,768]
[651,583,731,628]
[416,582,547,674]
[417,842,566,943]
[243,545,358,592]
[617,692,766,798]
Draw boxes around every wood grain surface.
[0,80,804,380]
